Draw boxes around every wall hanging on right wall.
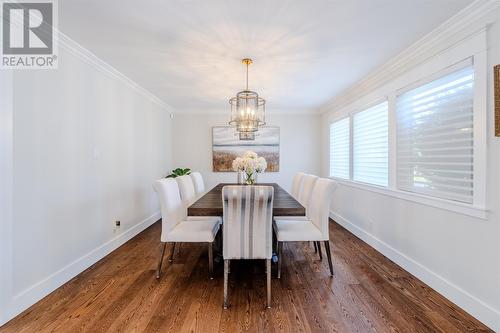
[495,64,500,137]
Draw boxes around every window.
[353,102,388,186]
[396,65,474,203]
[329,118,350,179]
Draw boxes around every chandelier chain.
[246,62,249,90]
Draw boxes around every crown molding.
[319,0,500,114]
[171,107,320,115]
[56,32,174,112]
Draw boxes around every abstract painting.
[212,126,280,172]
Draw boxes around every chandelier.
[229,58,266,140]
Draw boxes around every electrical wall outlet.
[114,220,121,232]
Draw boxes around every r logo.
[2,2,53,54]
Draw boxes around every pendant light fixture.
[229,58,266,140]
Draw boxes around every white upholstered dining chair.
[297,174,318,208]
[222,185,274,309]
[177,173,221,226]
[174,175,206,256]
[153,178,221,279]
[290,172,305,199]
[190,172,205,196]
[274,174,319,253]
[273,178,337,278]
[176,175,197,206]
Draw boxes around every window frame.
[327,50,487,219]
[329,98,390,189]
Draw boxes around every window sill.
[328,177,488,220]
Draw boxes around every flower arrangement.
[232,151,267,185]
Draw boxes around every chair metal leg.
[272,230,277,253]
[313,241,318,253]
[223,260,230,309]
[208,242,214,279]
[169,242,177,262]
[324,240,334,276]
[277,242,283,279]
[156,242,167,279]
[216,229,222,253]
[316,241,322,260]
[266,259,271,308]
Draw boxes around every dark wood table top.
[187,183,306,217]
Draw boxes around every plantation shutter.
[329,118,350,179]
[353,102,389,186]
[396,65,474,203]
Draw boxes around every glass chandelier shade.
[229,59,266,138]
[238,131,257,141]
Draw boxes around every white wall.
[172,113,321,192]
[0,71,14,327]
[0,43,173,325]
[321,5,500,331]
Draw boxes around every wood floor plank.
[0,221,493,333]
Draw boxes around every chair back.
[291,172,305,199]
[153,178,185,241]
[176,175,196,206]
[222,185,274,260]
[298,174,318,208]
[307,178,337,240]
[190,172,205,195]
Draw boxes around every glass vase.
[237,171,244,184]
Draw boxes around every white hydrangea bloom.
[232,157,244,171]
[243,151,258,159]
[256,156,267,172]
[232,151,267,174]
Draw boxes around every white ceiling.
[60,0,473,113]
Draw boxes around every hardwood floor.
[0,220,492,333]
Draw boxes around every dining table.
[187,183,306,217]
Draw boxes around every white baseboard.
[0,212,160,326]
[330,211,500,332]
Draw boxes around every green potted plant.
[166,167,191,178]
